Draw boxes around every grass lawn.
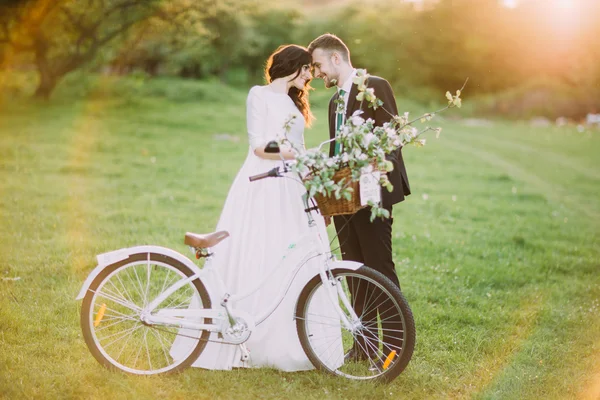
[0,77,599,399]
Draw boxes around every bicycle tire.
[80,252,211,375]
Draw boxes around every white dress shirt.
[337,68,357,118]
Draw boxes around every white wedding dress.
[170,85,342,371]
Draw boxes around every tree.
[239,7,303,83]
[0,0,161,98]
[109,0,256,83]
[109,0,210,77]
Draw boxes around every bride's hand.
[254,145,296,160]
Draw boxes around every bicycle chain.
[148,323,240,346]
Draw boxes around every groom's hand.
[324,216,332,227]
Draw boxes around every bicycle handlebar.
[249,167,281,182]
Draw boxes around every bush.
[472,78,600,120]
[0,69,38,100]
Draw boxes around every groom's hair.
[307,33,350,62]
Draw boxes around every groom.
[308,33,411,360]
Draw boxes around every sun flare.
[502,0,578,10]
[554,0,576,9]
[549,0,581,33]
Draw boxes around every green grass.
[1,76,599,399]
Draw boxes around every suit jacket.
[328,75,411,209]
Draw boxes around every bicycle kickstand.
[238,343,250,362]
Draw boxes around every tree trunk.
[33,38,58,99]
[192,63,204,79]
[218,62,229,83]
[247,64,260,84]
[34,71,59,99]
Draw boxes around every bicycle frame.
[77,147,364,343]
[142,221,360,338]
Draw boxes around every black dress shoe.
[368,357,387,372]
[344,347,369,362]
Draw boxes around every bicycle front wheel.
[296,266,415,383]
[80,252,211,375]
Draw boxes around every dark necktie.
[334,89,346,156]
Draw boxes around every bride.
[171,44,338,371]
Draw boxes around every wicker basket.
[305,162,378,217]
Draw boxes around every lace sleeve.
[246,86,267,150]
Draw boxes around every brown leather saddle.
[184,231,230,249]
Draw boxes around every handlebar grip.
[249,171,271,182]
[249,167,280,182]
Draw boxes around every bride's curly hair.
[265,44,315,127]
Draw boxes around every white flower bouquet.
[285,69,465,221]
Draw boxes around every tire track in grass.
[444,140,600,222]
[452,131,600,182]
[65,101,102,275]
[450,292,545,399]
[578,340,600,400]
[580,373,600,400]
[443,138,598,398]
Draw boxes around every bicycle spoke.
[358,280,371,320]
[99,304,138,320]
[359,283,383,321]
[362,289,386,317]
[299,270,415,382]
[97,312,138,324]
[115,326,136,362]
[95,316,135,333]
[296,316,345,329]
[306,312,342,322]
[162,288,193,311]
[101,324,143,350]
[106,280,133,309]
[306,332,346,342]
[132,265,148,307]
[143,329,153,371]
[352,336,374,364]
[359,330,381,356]
[169,293,195,310]
[361,322,403,338]
[149,328,172,367]
[159,271,179,303]
[94,289,142,312]
[361,324,402,353]
[320,335,344,368]
[145,257,152,304]
[83,259,212,374]
[363,299,398,323]
[98,287,140,313]
[103,279,143,311]
[115,272,137,309]
[133,331,144,369]
[377,310,404,325]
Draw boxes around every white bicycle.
[77,141,415,383]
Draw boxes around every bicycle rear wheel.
[80,252,211,375]
[296,266,415,383]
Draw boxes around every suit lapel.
[328,92,339,157]
[345,83,358,120]
[329,92,338,140]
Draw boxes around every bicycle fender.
[293,259,364,293]
[75,245,204,300]
[328,260,364,271]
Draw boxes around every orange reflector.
[94,303,107,327]
[383,350,397,370]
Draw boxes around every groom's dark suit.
[329,75,410,358]
[329,76,410,209]
[329,75,410,285]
